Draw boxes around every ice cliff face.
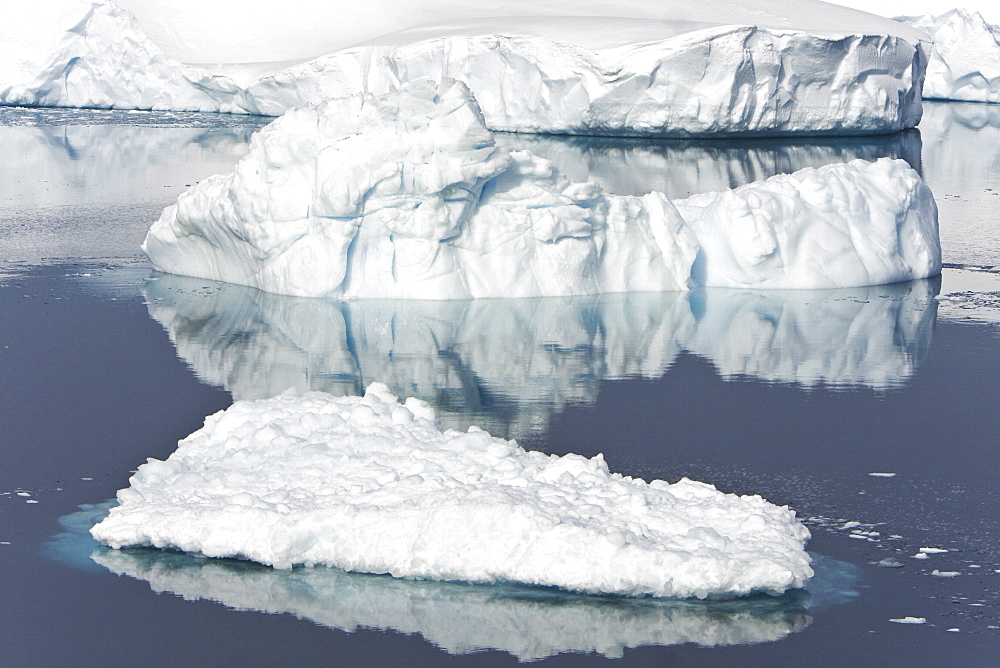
[91,384,813,599]
[143,81,941,299]
[895,9,1000,103]
[3,1,929,136]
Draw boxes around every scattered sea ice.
[889,617,927,624]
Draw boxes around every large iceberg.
[895,9,1000,103]
[143,81,941,299]
[3,0,930,135]
[91,384,813,599]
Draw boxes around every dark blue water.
[1,104,998,664]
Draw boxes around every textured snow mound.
[3,1,928,135]
[895,9,1000,103]
[91,384,813,599]
[143,82,941,298]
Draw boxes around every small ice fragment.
[841,521,861,529]
[868,472,896,477]
[969,565,981,568]
[25,500,38,504]
[0,541,10,545]
[849,534,868,540]
[890,617,926,624]
[930,570,960,578]
[912,553,929,559]
[877,558,905,568]
[81,477,93,481]
[16,492,30,497]
[920,547,948,554]
[946,628,960,632]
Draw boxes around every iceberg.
[895,9,1000,103]
[142,275,938,438]
[4,0,929,135]
[91,384,813,599]
[142,81,941,299]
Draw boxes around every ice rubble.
[143,275,938,437]
[143,81,941,299]
[3,0,929,135]
[894,9,1000,104]
[91,384,813,599]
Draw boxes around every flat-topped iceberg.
[91,384,813,599]
[143,81,941,298]
[895,9,1000,103]
[4,0,929,135]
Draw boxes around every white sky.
[819,1,1000,24]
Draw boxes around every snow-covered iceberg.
[4,0,929,136]
[895,9,1000,103]
[91,384,813,599]
[142,275,938,437]
[143,81,941,298]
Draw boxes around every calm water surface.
[1,104,998,664]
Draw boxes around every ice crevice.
[142,80,941,300]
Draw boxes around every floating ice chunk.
[4,1,929,136]
[91,385,813,599]
[930,570,960,578]
[143,81,941,299]
[913,553,930,559]
[920,547,949,554]
[877,558,905,568]
[895,9,1000,104]
[890,616,926,624]
[869,472,897,477]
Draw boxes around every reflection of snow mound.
[143,81,940,298]
[92,387,813,598]
[896,9,1000,103]
[54,502,859,661]
[93,547,811,660]
[3,1,928,136]
[144,275,938,438]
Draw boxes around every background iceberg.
[4,0,929,135]
[895,9,1000,103]
[142,81,940,298]
[91,384,813,599]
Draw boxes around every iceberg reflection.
[495,131,922,197]
[50,503,859,660]
[145,275,937,438]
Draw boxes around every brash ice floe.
[142,81,941,299]
[91,384,814,599]
[3,0,929,136]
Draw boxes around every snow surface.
[894,9,1000,103]
[91,384,814,599]
[3,1,929,136]
[142,81,941,299]
[143,276,937,439]
[821,1,1000,27]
